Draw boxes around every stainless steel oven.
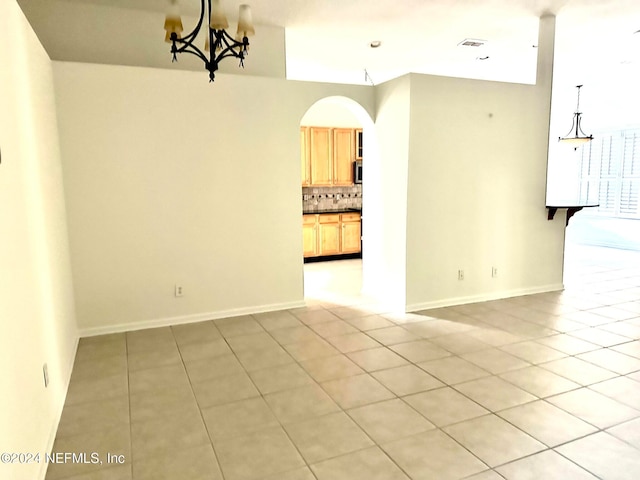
[353,161,363,184]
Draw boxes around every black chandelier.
[558,85,593,149]
[164,0,255,82]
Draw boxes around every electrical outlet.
[458,269,464,281]
[43,363,49,388]
[492,267,498,278]
[174,284,183,297]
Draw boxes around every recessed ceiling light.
[370,40,382,48]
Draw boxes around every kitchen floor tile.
[178,339,232,362]
[201,397,279,441]
[577,348,640,375]
[248,362,313,394]
[428,333,492,355]
[347,398,435,443]
[540,356,618,386]
[347,347,409,372]
[388,340,452,363]
[606,417,640,449]
[171,321,221,346]
[497,400,597,447]
[300,355,364,382]
[345,314,395,331]
[284,412,374,464]
[381,429,488,480]
[253,310,302,331]
[56,396,130,438]
[404,387,489,427]
[264,384,340,424]
[325,332,381,353]
[365,326,420,345]
[443,414,545,467]
[234,345,295,371]
[183,354,245,383]
[556,432,640,480]
[130,410,210,460]
[371,364,444,396]
[191,372,259,408]
[496,450,598,480]
[310,446,409,480]
[215,426,305,480]
[46,426,130,480]
[310,320,359,338]
[535,334,600,355]
[417,356,491,385]
[590,376,640,409]
[226,332,279,353]
[498,365,581,398]
[461,348,531,374]
[547,388,640,428]
[269,325,320,345]
[132,444,223,480]
[569,328,632,347]
[453,376,537,412]
[284,337,339,362]
[214,315,264,338]
[128,364,190,395]
[321,373,395,409]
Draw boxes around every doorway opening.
[299,96,375,305]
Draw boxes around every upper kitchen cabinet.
[309,127,333,186]
[333,128,356,186]
[355,129,363,160]
[302,127,357,186]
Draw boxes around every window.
[578,128,640,218]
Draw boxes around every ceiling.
[17,0,640,86]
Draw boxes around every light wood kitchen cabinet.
[340,212,362,253]
[355,128,363,160]
[318,214,341,256]
[303,212,361,258]
[302,127,357,186]
[300,127,310,186]
[332,128,355,185]
[309,127,332,185]
[302,214,317,257]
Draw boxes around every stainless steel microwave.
[354,161,363,184]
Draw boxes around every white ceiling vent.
[458,38,487,47]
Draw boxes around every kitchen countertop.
[303,208,361,215]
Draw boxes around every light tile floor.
[47,244,640,479]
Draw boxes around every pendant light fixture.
[558,85,593,149]
[164,0,255,83]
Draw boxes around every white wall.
[404,16,566,310]
[0,2,77,479]
[53,62,374,335]
[363,76,412,310]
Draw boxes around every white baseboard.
[405,283,565,313]
[39,332,79,480]
[78,300,307,338]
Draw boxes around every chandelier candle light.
[164,0,255,82]
[558,84,593,149]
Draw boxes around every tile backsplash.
[302,185,362,212]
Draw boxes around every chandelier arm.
[175,43,210,65]
[179,0,209,44]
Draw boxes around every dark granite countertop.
[303,208,361,215]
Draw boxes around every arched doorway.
[299,96,377,305]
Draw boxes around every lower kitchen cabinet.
[303,212,361,259]
[302,214,317,257]
[340,213,362,254]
